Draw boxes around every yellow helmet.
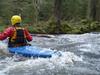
[11,15,22,25]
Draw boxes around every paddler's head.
[11,15,22,26]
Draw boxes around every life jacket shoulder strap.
[15,27,24,30]
[10,27,26,42]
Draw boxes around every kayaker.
[0,15,32,47]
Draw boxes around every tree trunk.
[33,0,38,25]
[54,0,62,34]
[87,0,100,21]
[87,0,91,20]
[87,0,96,21]
[95,0,100,21]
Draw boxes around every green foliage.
[60,21,73,33]
[45,20,57,34]
[0,19,100,34]
[62,0,88,20]
[0,0,100,34]
[0,0,88,24]
[23,19,100,34]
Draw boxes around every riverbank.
[0,20,100,34]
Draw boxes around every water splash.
[0,33,100,75]
[0,51,82,75]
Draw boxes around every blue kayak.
[8,46,61,58]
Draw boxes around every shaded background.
[0,0,100,34]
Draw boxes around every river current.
[0,33,100,75]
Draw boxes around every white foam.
[0,41,9,56]
[0,51,83,75]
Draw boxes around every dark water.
[0,33,100,75]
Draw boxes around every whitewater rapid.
[0,33,100,75]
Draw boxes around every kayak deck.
[8,46,56,58]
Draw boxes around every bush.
[1,19,100,34]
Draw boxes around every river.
[0,33,100,75]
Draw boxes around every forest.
[0,0,100,34]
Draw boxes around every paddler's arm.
[0,27,14,40]
[24,29,32,41]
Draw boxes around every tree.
[95,0,100,21]
[54,0,62,33]
[87,0,97,20]
[87,0,100,21]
